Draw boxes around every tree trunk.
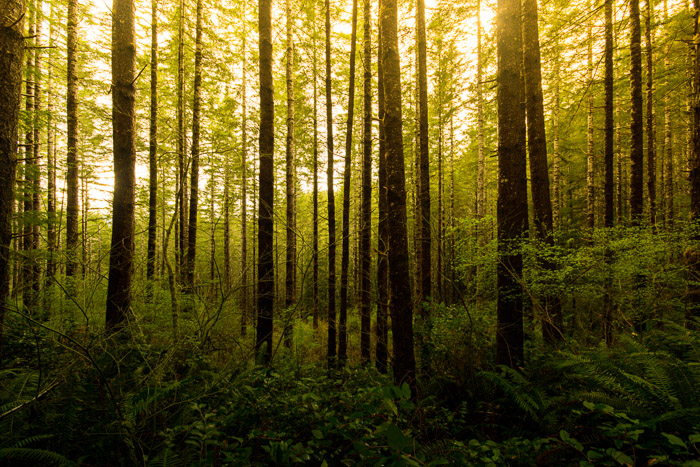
[522,0,560,344]
[416,0,431,309]
[496,0,528,367]
[477,1,486,220]
[177,0,187,284]
[325,0,337,367]
[46,4,56,296]
[630,0,644,224]
[586,0,595,231]
[381,0,416,389]
[360,0,372,364]
[604,0,614,228]
[552,37,561,231]
[375,2,388,373]
[147,0,158,295]
[312,2,319,331]
[106,0,137,329]
[285,0,296,348]
[240,4,248,337]
[186,0,203,298]
[338,0,358,366]
[0,0,24,360]
[664,0,673,227]
[257,0,275,363]
[645,0,656,227]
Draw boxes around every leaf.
[312,430,323,439]
[385,423,408,451]
[662,433,687,449]
[688,434,700,444]
[383,398,398,417]
[605,448,633,465]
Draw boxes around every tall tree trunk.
[46,4,56,293]
[645,0,656,226]
[496,0,528,367]
[630,0,644,224]
[552,37,561,231]
[586,0,595,231]
[691,0,700,220]
[22,1,34,308]
[664,0,673,226]
[603,0,615,344]
[416,0,431,309]
[325,0,337,366]
[359,0,372,364]
[312,1,319,331]
[381,0,416,389]
[0,0,24,360]
[375,2,388,373]
[257,0,275,363]
[186,0,203,299]
[338,0,358,366]
[177,0,187,284]
[29,0,42,309]
[147,0,158,295]
[240,5,248,337]
[285,0,296,348]
[106,0,137,329]
[522,0,560,344]
[477,0,486,220]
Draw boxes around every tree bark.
[663,0,673,226]
[147,0,158,294]
[416,0,431,309]
[106,0,137,329]
[645,0,656,226]
[338,0,358,366]
[496,0,528,367]
[177,0,187,284]
[381,0,416,389]
[552,37,561,231]
[630,0,644,224]
[586,0,595,231]
[186,0,203,299]
[257,0,274,363]
[240,4,248,337]
[285,0,296,348]
[604,0,614,228]
[0,0,24,360]
[477,1,486,220]
[325,0,337,366]
[375,2,388,373]
[360,0,372,364]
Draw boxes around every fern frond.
[0,447,75,466]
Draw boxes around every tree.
[381,0,416,388]
[186,0,203,296]
[604,0,614,227]
[522,0,560,344]
[359,0,372,364]
[257,0,275,363]
[176,0,187,283]
[496,0,528,367]
[476,0,486,220]
[147,0,158,293]
[285,0,296,348]
[312,0,320,330]
[630,0,644,224]
[106,0,137,329]
[0,0,24,359]
[240,6,249,337]
[375,0,388,373]
[325,0,337,366]
[416,0,430,309]
[586,0,595,231]
[645,0,656,226]
[338,0,358,366]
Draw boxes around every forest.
[1,0,700,463]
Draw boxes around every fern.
[0,447,76,466]
[478,366,548,420]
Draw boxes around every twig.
[0,379,62,421]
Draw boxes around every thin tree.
[325,0,337,366]
[645,0,656,226]
[663,0,673,226]
[46,4,56,293]
[22,0,35,308]
[604,0,614,228]
[476,0,486,220]
[257,0,275,363]
[552,37,561,230]
[586,0,595,231]
[416,0,430,309]
[147,0,158,294]
[312,0,320,330]
[0,0,24,359]
[359,0,372,364]
[381,0,416,389]
[285,0,296,348]
[522,0,560,344]
[240,2,248,336]
[496,0,528,367]
[338,0,358,366]
[630,0,644,224]
[176,0,187,282]
[106,0,137,329]
[375,0,388,373]
[186,0,203,297]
